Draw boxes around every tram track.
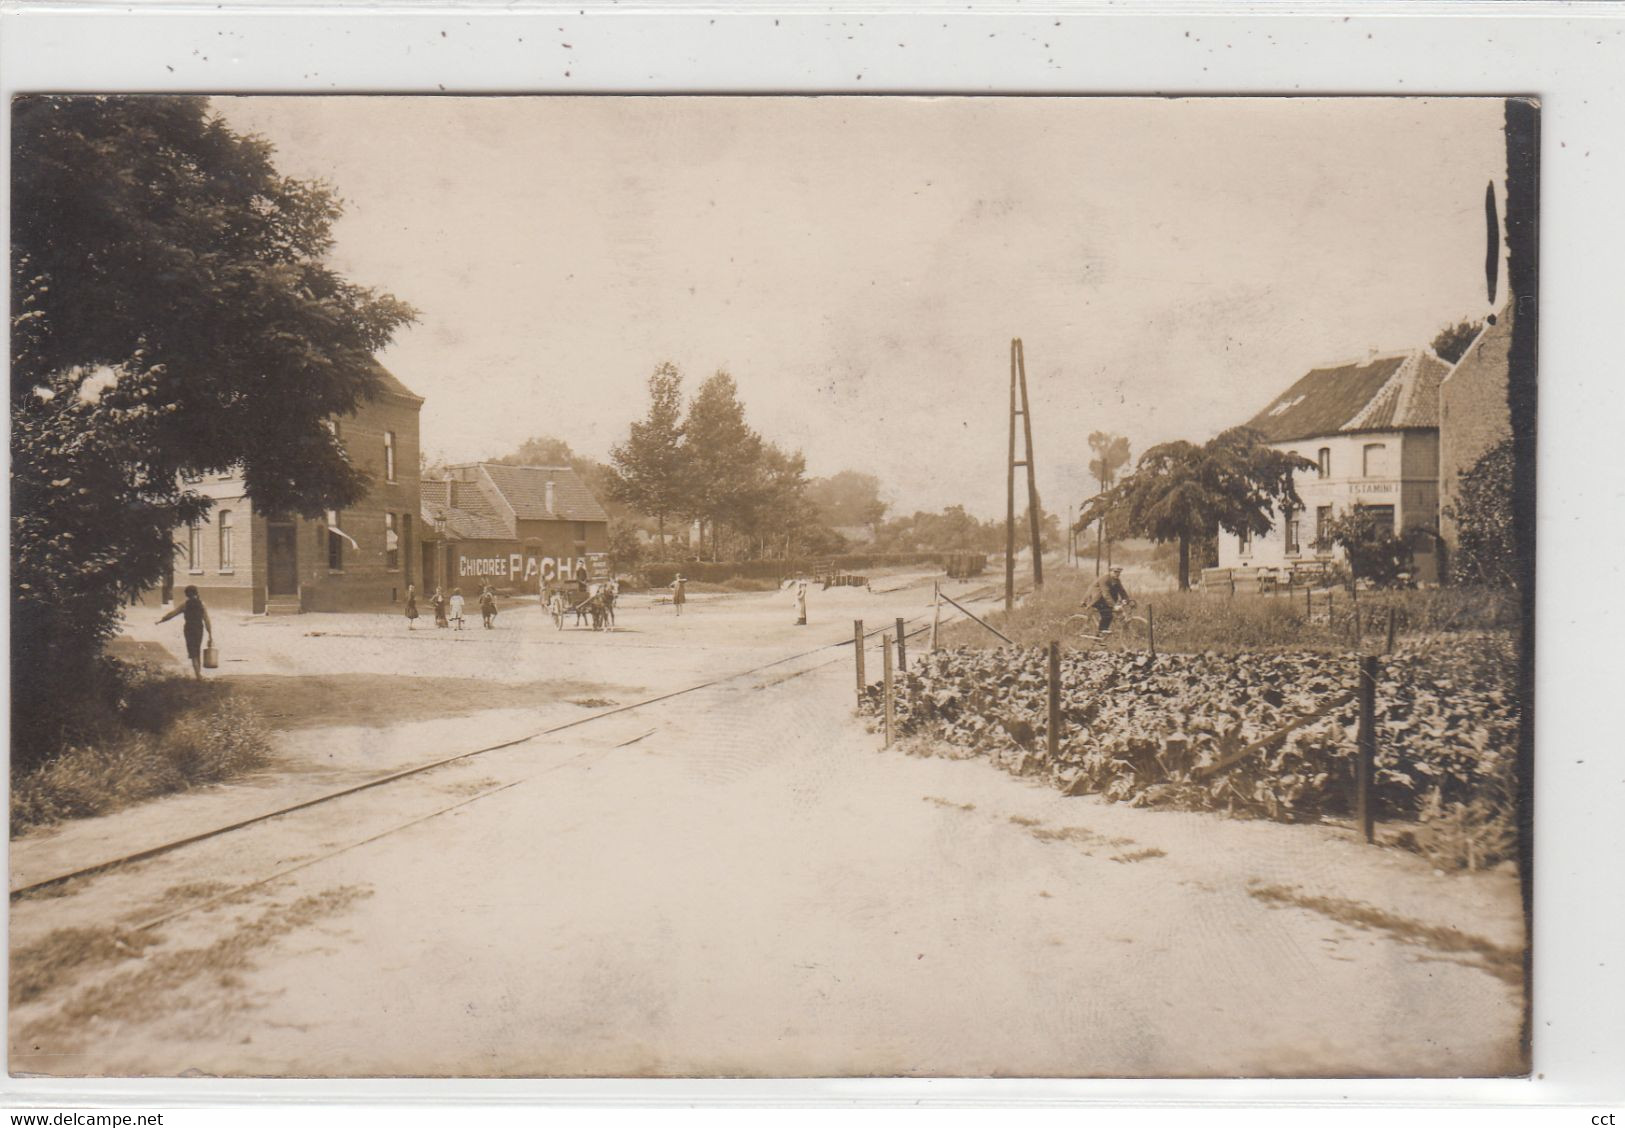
[11,574,1017,901]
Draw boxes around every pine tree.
[681,372,763,560]
[608,362,687,551]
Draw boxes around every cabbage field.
[861,633,1522,868]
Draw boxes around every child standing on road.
[670,574,687,617]
[430,587,449,629]
[449,588,466,630]
[479,584,497,629]
[404,584,419,630]
[794,579,808,626]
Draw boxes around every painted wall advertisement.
[457,550,609,588]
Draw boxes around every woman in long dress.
[794,579,808,626]
[404,584,420,630]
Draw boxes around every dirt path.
[10,596,1523,1076]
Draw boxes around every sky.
[214,96,1508,521]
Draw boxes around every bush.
[1447,437,1518,589]
[639,552,980,589]
[11,667,271,836]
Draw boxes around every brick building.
[419,463,610,595]
[1214,349,1450,584]
[1438,306,1515,556]
[160,367,424,613]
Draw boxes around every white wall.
[1216,430,1435,572]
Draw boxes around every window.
[1237,527,1252,556]
[218,510,234,571]
[1315,505,1333,553]
[1362,442,1389,478]
[385,512,400,570]
[575,522,588,542]
[187,523,204,572]
[327,509,344,571]
[1285,512,1301,556]
[1359,504,1396,535]
[1317,448,1331,479]
[384,431,397,482]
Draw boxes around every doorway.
[268,521,299,596]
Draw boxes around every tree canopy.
[607,362,687,544]
[11,95,415,763]
[1430,319,1485,366]
[1085,427,1312,590]
[805,470,887,530]
[681,371,765,557]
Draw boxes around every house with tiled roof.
[1215,348,1451,584]
[419,463,610,595]
[158,363,424,613]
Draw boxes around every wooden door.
[268,522,299,596]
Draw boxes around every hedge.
[639,553,987,589]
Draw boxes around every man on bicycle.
[1081,566,1133,635]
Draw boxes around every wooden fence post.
[931,581,941,652]
[882,633,895,748]
[853,619,865,706]
[1386,605,1397,654]
[1229,572,1236,598]
[1147,603,1156,657]
[896,616,907,673]
[1047,641,1062,760]
[1306,585,1312,617]
[1357,654,1378,844]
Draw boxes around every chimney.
[545,480,556,514]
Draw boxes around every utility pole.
[1006,337,1044,613]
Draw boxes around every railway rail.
[12,574,1018,902]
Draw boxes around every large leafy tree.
[607,362,687,549]
[805,470,887,532]
[11,95,414,762]
[681,371,763,559]
[1086,426,1312,590]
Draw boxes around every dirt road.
[9,575,1523,1077]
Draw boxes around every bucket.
[202,646,219,670]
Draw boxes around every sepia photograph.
[9,93,1535,1080]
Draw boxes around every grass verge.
[11,664,272,837]
[942,572,1518,653]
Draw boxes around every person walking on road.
[1081,566,1133,635]
[430,587,449,629]
[449,588,467,630]
[794,578,808,626]
[479,583,497,630]
[156,585,213,680]
[404,584,419,630]
[670,574,687,617]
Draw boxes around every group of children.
[403,583,499,631]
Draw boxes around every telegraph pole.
[1006,338,1044,612]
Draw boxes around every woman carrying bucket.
[156,585,214,680]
